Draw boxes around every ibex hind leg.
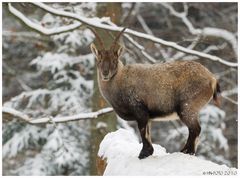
[178,108,201,155]
[178,85,212,154]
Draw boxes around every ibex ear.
[90,43,98,57]
[117,45,124,58]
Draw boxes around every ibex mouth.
[102,77,110,81]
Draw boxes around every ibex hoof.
[181,147,195,155]
[138,147,154,159]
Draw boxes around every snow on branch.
[160,3,238,58]
[8,3,157,64]
[97,129,237,175]
[222,87,238,97]
[3,107,114,124]
[2,107,31,122]
[8,3,82,35]
[9,2,237,67]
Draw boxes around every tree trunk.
[90,2,122,175]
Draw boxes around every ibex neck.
[117,60,124,74]
[109,60,124,82]
[97,60,124,103]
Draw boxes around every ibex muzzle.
[90,27,221,159]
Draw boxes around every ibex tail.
[213,82,221,107]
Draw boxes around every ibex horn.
[89,27,105,50]
[111,27,127,50]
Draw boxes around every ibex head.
[90,28,126,81]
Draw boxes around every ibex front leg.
[137,120,154,159]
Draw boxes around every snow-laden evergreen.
[3,51,94,175]
[3,6,96,175]
[3,52,94,176]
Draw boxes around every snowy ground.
[98,129,238,176]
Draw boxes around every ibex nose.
[102,70,109,76]
[102,70,110,81]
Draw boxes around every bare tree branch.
[221,96,238,105]
[124,34,157,64]
[170,34,202,61]
[9,2,237,67]
[3,107,114,124]
[136,14,169,60]
[160,3,238,58]
[215,68,237,79]
[121,2,136,25]
[183,43,227,61]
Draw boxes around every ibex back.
[90,28,221,159]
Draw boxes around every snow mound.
[98,129,238,176]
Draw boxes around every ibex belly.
[151,112,179,122]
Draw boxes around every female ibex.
[90,28,221,159]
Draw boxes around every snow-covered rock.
[98,129,238,176]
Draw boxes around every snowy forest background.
[2,2,238,176]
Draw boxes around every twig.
[16,78,32,91]
[136,14,169,60]
[221,87,238,105]
[215,68,237,79]
[170,34,202,61]
[221,96,238,105]
[180,43,227,61]
[121,3,136,25]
